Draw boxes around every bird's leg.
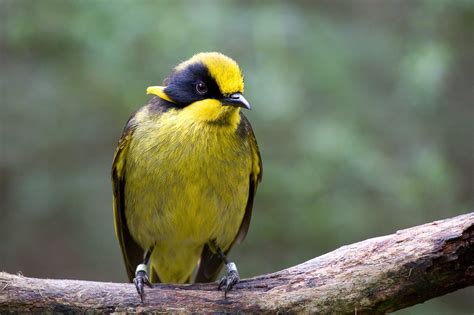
[216,246,240,297]
[133,248,153,302]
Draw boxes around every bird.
[111,52,262,300]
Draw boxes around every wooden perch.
[1,213,473,313]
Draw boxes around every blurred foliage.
[1,0,473,313]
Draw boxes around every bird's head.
[147,52,250,126]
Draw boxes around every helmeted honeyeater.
[112,52,262,300]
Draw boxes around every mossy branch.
[1,213,473,313]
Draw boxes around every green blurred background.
[1,0,473,313]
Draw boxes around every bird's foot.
[133,264,152,302]
[218,262,240,298]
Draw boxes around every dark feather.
[112,122,143,282]
[235,113,263,242]
[112,97,176,282]
[194,243,228,283]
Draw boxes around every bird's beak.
[221,93,252,110]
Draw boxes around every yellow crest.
[176,52,244,95]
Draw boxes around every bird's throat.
[181,99,241,129]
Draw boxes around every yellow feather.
[124,101,251,283]
[175,52,244,95]
[113,52,262,286]
[146,86,175,103]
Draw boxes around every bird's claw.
[218,267,239,298]
[133,270,152,302]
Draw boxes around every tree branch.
[1,213,473,313]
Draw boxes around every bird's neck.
[179,99,241,130]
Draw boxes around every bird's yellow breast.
[124,102,251,282]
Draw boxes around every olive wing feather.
[112,116,143,282]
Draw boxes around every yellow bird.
[112,52,262,299]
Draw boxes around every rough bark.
[1,212,473,314]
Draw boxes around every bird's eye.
[195,81,208,95]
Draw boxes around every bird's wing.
[195,113,262,283]
[112,114,143,282]
[235,113,263,242]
